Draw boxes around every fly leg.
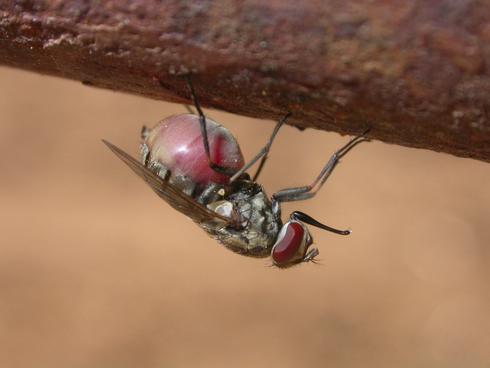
[270,131,368,230]
[185,75,237,177]
[229,112,291,183]
[272,130,369,203]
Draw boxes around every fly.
[103,76,368,268]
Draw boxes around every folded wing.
[103,140,230,227]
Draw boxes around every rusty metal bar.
[1,0,489,162]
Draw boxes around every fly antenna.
[291,211,351,235]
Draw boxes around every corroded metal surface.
[1,0,489,161]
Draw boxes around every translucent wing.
[103,140,230,226]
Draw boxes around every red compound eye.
[271,222,306,266]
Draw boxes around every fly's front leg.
[272,130,369,203]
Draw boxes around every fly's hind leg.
[185,75,237,177]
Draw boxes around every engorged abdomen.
[144,114,245,185]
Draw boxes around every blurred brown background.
[1,67,489,368]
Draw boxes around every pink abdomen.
[145,114,245,185]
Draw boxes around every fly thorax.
[224,184,281,250]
